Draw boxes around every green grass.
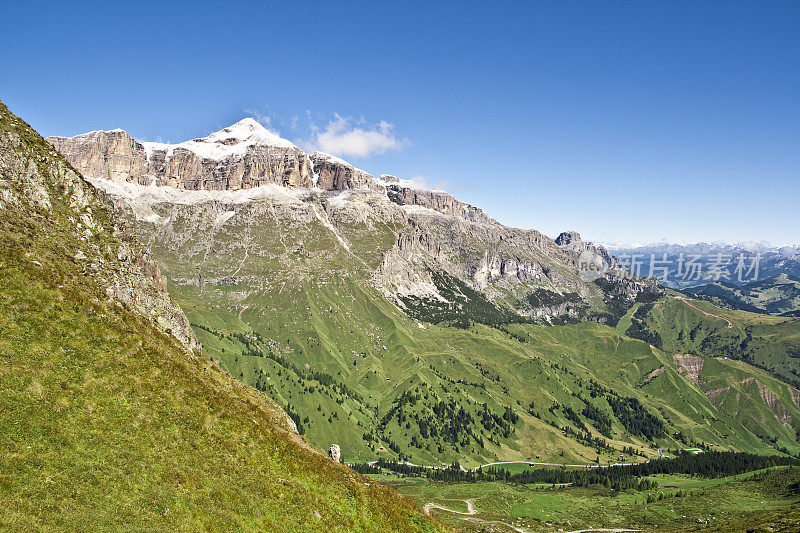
[391,467,800,531]
[688,274,800,316]
[0,100,444,532]
[616,302,642,333]
[162,259,800,465]
[170,271,800,466]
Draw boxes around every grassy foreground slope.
[0,101,443,532]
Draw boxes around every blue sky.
[2,1,798,245]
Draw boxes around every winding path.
[422,498,476,516]
[676,297,733,329]
[423,501,530,533]
[423,497,642,533]
[474,460,637,471]
[565,530,640,533]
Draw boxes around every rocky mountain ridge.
[48,119,487,223]
[48,118,660,323]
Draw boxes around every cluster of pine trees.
[400,270,526,328]
[624,303,663,348]
[351,451,799,490]
[376,387,519,454]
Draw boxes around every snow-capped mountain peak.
[203,118,295,149]
[138,118,297,161]
[310,151,353,167]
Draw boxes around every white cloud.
[302,114,408,158]
[406,175,448,192]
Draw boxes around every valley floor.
[384,467,800,532]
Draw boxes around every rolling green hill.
[0,101,443,531]
[626,294,800,389]
[687,274,800,316]
[165,263,800,465]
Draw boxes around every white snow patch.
[375,175,442,192]
[86,177,308,212]
[140,141,171,160]
[399,204,447,217]
[89,118,299,163]
[326,189,358,209]
[215,210,236,225]
[311,151,370,175]
[312,151,352,167]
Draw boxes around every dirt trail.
[676,297,733,328]
[423,500,531,532]
[423,498,475,515]
[475,460,637,471]
[565,530,640,533]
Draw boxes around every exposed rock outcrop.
[556,230,620,271]
[311,152,382,192]
[1,101,199,352]
[328,444,341,463]
[471,251,549,288]
[705,385,732,405]
[641,366,666,386]
[385,183,493,224]
[49,119,315,190]
[674,354,704,385]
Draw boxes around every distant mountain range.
[608,242,800,290]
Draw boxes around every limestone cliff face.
[0,101,199,352]
[148,143,315,190]
[310,152,382,192]
[46,117,661,321]
[385,184,493,224]
[49,119,315,190]
[47,129,149,183]
[372,210,603,315]
[472,251,549,288]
